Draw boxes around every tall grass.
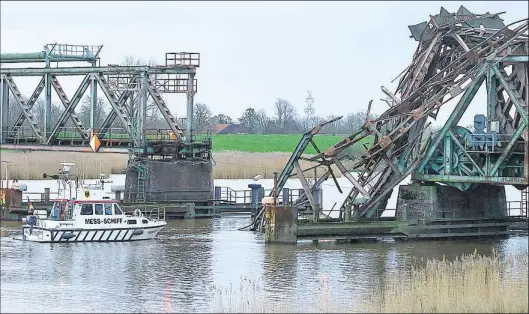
[360,250,529,313]
[207,251,528,313]
[0,150,338,180]
[212,151,339,179]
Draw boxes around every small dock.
[264,205,528,244]
[1,185,306,221]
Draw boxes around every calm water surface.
[1,216,528,313]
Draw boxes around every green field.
[2,133,374,156]
[211,134,373,155]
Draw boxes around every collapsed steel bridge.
[250,6,528,230]
[0,43,209,158]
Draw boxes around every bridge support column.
[0,77,8,144]
[264,204,297,244]
[44,73,52,140]
[90,62,97,133]
[139,71,148,152]
[186,73,195,142]
[396,183,507,222]
[124,158,213,203]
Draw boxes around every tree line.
[4,94,375,136]
[195,98,376,135]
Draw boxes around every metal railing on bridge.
[2,126,212,145]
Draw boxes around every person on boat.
[59,203,66,220]
[105,204,112,215]
[27,197,34,215]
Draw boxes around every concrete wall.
[124,158,213,203]
[396,183,507,222]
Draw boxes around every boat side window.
[104,204,112,215]
[142,219,148,224]
[114,204,123,215]
[94,204,104,215]
[80,204,93,215]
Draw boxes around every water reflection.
[0,219,527,313]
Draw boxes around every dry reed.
[0,150,339,180]
[358,249,528,313]
[211,150,340,180]
[207,251,528,313]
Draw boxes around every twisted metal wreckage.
[248,6,529,231]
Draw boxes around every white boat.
[20,163,167,243]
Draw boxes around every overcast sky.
[1,1,528,126]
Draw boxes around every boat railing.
[148,204,166,221]
[121,203,166,221]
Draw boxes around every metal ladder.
[135,164,147,203]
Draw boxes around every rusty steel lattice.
[0,45,206,157]
[250,6,528,230]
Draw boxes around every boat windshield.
[49,200,70,221]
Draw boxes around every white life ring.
[133,209,143,217]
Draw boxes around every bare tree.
[78,96,107,129]
[238,107,259,134]
[211,114,233,125]
[256,109,272,134]
[193,103,212,133]
[274,98,297,133]
[117,56,166,129]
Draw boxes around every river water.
[1,216,528,313]
[1,176,528,312]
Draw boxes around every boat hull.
[21,224,166,243]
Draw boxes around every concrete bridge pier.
[124,158,214,204]
[396,183,508,222]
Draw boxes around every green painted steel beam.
[447,130,485,176]
[486,65,497,131]
[0,144,131,153]
[495,56,529,62]
[492,66,529,126]
[489,121,527,176]
[417,63,489,172]
[1,52,46,61]
[0,52,97,64]
[0,65,196,76]
[413,173,527,185]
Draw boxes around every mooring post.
[248,184,262,216]
[214,186,222,200]
[273,172,278,206]
[263,202,298,245]
[282,188,290,205]
[312,184,322,222]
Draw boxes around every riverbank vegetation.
[211,251,528,313]
[0,150,341,180]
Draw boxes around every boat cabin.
[49,199,124,221]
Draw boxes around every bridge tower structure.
[0,44,214,203]
[249,6,528,235]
